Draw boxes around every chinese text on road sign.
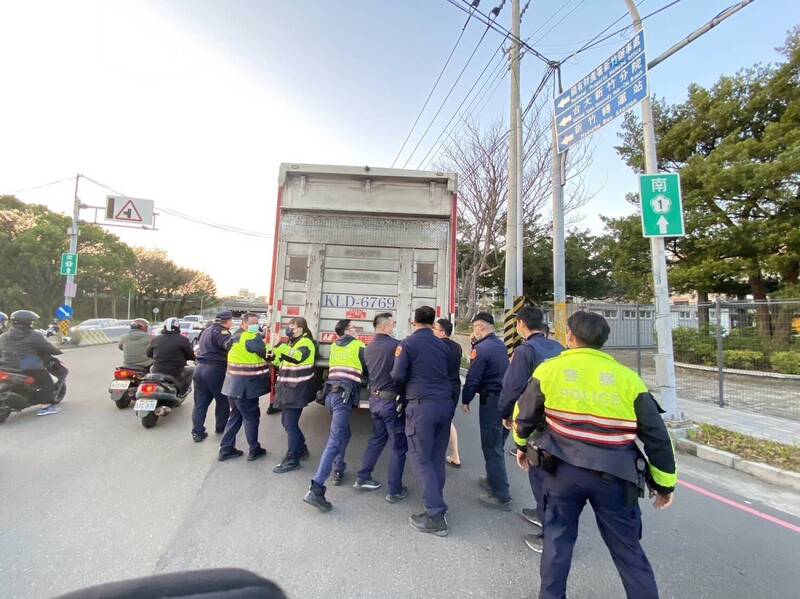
[60,253,78,276]
[554,30,647,153]
[105,195,155,226]
[640,173,685,237]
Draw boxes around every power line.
[447,0,554,65]
[79,175,274,238]
[525,0,580,43]
[401,12,498,168]
[529,0,588,47]
[6,177,75,195]
[390,6,477,168]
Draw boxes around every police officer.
[0,310,64,414]
[433,318,463,468]
[303,319,367,511]
[391,305,453,536]
[191,310,235,442]
[353,312,408,503]
[219,313,271,462]
[498,306,564,552]
[273,316,317,474]
[513,311,676,599]
[461,312,510,510]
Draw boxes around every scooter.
[0,358,68,423]
[108,366,148,409]
[133,371,192,429]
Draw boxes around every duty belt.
[371,390,399,401]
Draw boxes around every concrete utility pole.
[64,174,81,309]
[624,0,679,420]
[504,0,521,309]
[551,67,568,346]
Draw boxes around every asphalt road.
[1,345,799,598]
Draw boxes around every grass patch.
[688,423,800,472]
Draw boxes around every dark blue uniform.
[441,337,463,402]
[192,324,234,436]
[499,333,564,524]
[462,332,510,501]
[357,333,407,495]
[391,327,453,517]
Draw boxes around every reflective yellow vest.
[328,337,365,384]
[276,334,316,386]
[227,330,270,376]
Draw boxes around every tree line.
[0,195,217,322]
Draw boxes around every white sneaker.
[37,405,61,416]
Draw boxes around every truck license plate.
[109,380,130,390]
[322,294,396,309]
[134,399,157,412]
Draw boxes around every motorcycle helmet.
[162,317,180,333]
[10,310,40,327]
[131,318,150,332]
[0,312,7,323]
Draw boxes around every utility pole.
[551,66,568,346]
[624,0,680,420]
[504,0,521,309]
[515,102,524,296]
[64,173,81,309]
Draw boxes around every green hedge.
[770,351,800,375]
[722,350,764,370]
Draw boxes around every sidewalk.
[679,397,800,447]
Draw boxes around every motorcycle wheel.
[0,407,11,424]
[52,383,67,404]
[141,413,158,428]
[115,397,131,409]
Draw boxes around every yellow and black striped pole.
[503,295,525,357]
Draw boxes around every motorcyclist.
[146,317,195,394]
[118,318,154,370]
[0,312,8,334]
[0,310,64,409]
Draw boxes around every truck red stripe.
[450,192,458,315]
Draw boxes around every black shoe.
[523,533,543,554]
[332,471,345,486]
[266,405,281,415]
[247,447,267,462]
[385,487,409,503]
[479,492,512,511]
[409,512,449,537]
[520,508,542,529]
[298,447,310,461]
[303,488,332,512]
[353,477,382,491]
[192,431,208,443]
[273,458,300,474]
[218,448,244,462]
[214,427,225,434]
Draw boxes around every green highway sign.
[60,253,78,276]
[639,173,685,237]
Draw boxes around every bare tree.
[434,97,595,319]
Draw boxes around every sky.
[0,0,795,296]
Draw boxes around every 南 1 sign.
[639,173,685,238]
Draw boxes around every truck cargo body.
[268,164,457,404]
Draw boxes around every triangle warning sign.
[114,199,143,222]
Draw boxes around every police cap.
[472,311,494,325]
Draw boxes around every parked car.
[181,314,203,323]
[179,321,204,348]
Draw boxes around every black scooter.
[0,358,68,423]
[108,366,148,409]
[133,370,192,429]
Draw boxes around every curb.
[671,434,800,492]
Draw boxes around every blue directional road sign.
[554,30,648,153]
[55,304,74,320]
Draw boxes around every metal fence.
[489,299,800,421]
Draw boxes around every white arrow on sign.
[557,95,571,108]
[559,114,572,127]
[561,134,574,146]
[657,215,669,234]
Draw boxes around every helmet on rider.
[131,318,150,332]
[10,310,40,328]
[0,312,7,323]
[162,317,180,333]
